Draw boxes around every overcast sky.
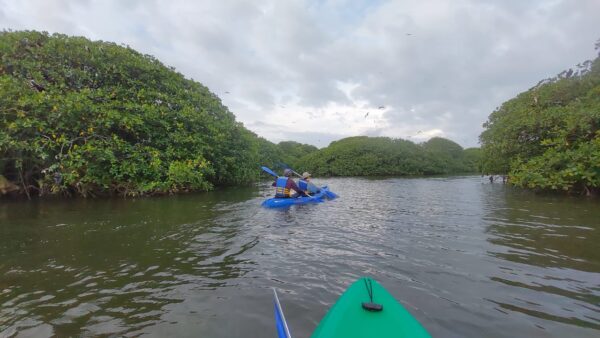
[1,0,599,147]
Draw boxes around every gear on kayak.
[361,278,383,312]
[273,277,431,338]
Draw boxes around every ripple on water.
[0,177,599,337]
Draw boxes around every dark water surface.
[1,176,599,337]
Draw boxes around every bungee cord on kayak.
[362,278,383,312]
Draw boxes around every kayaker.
[272,169,306,198]
[298,172,319,195]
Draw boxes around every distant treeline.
[258,140,318,172]
[295,136,481,176]
[0,31,479,198]
[480,41,600,196]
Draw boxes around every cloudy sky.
[1,0,599,147]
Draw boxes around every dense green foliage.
[254,140,318,174]
[0,30,480,198]
[0,30,306,197]
[463,148,483,173]
[295,136,479,176]
[421,137,476,174]
[480,48,600,195]
[277,141,318,169]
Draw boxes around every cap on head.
[302,172,311,179]
[283,169,293,177]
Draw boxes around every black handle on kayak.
[362,278,383,312]
[362,302,383,312]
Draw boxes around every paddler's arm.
[288,179,308,197]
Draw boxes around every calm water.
[1,176,599,337]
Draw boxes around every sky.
[1,0,599,148]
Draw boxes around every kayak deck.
[262,186,336,208]
[310,278,431,338]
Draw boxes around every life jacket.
[274,177,291,198]
[298,179,308,191]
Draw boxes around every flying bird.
[225,91,230,94]
[364,112,370,118]
[378,106,385,110]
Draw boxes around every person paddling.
[273,169,306,198]
[298,172,319,195]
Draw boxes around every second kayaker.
[299,172,320,195]
[273,169,306,198]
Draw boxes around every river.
[1,176,599,337]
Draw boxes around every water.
[1,176,599,337]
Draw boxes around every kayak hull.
[262,186,336,208]
[310,278,431,338]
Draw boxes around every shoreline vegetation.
[296,136,481,177]
[480,40,600,197]
[1,31,597,198]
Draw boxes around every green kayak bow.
[273,277,431,338]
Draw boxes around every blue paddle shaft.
[273,288,292,338]
[261,166,279,177]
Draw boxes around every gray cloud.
[1,0,598,148]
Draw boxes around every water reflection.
[1,178,599,337]
[0,188,258,336]
[484,188,600,331]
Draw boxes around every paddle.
[261,166,279,178]
[276,163,303,178]
[273,288,292,338]
[276,164,317,195]
[279,163,328,199]
[262,166,315,200]
[324,189,338,199]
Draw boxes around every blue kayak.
[262,186,337,208]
